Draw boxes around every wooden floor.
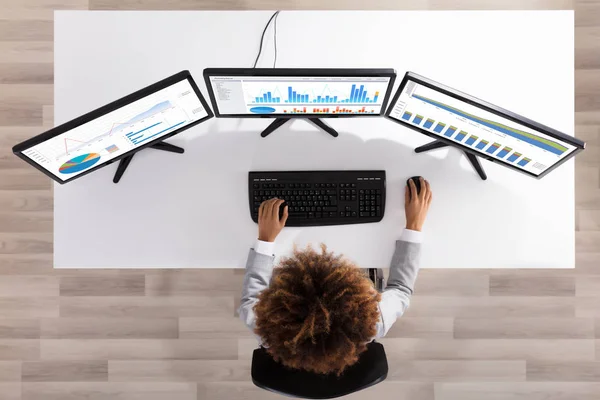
[0,1,599,399]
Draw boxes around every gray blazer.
[239,240,421,342]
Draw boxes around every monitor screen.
[16,73,211,183]
[387,73,582,177]
[204,69,395,117]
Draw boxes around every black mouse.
[278,201,288,220]
[407,176,422,199]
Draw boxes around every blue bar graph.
[433,123,446,133]
[402,112,412,121]
[412,115,423,125]
[423,119,434,129]
[486,143,501,154]
[496,147,511,158]
[131,121,186,145]
[257,84,382,105]
[518,158,531,167]
[476,141,488,150]
[444,126,457,138]
[507,153,520,162]
[455,131,467,142]
[465,135,477,146]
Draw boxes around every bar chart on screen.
[388,80,577,176]
[239,76,391,115]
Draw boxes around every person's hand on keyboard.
[258,198,289,242]
[405,177,432,232]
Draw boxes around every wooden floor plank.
[435,382,600,400]
[40,339,238,360]
[21,360,107,382]
[40,317,179,339]
[22,382,197,400]
[454,318,595,339]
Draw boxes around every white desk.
[54,11,575,269]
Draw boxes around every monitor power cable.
[252,11,280,68]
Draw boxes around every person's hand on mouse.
[258,198,288,242]
[405,177,432,232]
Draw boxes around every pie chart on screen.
[59,153,101,174]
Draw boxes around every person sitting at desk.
[239,178,432,375]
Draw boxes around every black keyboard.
[248,170,386,226]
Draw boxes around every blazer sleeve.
[374,240,422,338]
[238,248,276,334]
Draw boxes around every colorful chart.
[249,106,276,114]
[59,153,101,174]
[105,145,119,153]
[412,94,568,155]
[251,84,381,105]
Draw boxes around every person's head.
[254,244,381,376]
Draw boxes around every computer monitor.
[203,68,396,138]
[385,72,585,180]
[13,71,213,184]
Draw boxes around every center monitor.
[203,68,396,117]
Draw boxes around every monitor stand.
[113,141,184,184]
[415,140,487,181]
[260,118,339,138]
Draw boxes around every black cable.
[252,11,280,68]
[273,11,280,68]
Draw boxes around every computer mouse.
[407,176,422,199]
[278,201,289,220]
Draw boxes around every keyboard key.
[290,212,308,219]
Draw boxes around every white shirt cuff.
[401,229,423,243]
[254,240,276,256]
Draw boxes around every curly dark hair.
[254,244,381,376]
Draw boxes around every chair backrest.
[251,341,388,399]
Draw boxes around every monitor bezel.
[203,68,396,118]
[12,70,214,184]
[385,72,586,179]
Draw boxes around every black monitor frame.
[12,70,214,184]
[385,72,586,179]
[203,68,396,118]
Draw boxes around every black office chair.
[251,268,388,399]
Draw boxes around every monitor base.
[260,118,339,138]
[415,140,487,181]
[113,141,184,184]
